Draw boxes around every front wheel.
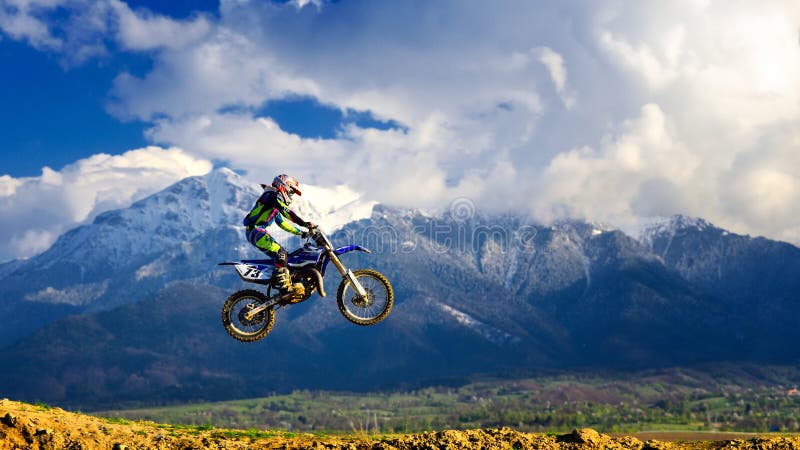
[337,269,394,326]
[221,289,275,342]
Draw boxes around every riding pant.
[246,226,288,267]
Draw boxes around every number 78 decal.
[238,266,262,278]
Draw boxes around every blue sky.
[0,37,396,176]
[0,38,148,176]
[0,0,798,261]
[0,0,221,175]
[0,0,391,176]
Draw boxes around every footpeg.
[280,283,306,304]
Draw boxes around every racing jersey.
[243,189,308,235]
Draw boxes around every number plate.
[235,264,272,281]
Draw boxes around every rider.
[243,174,314,296]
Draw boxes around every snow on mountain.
[22,168,374,267]
[35,168,254,267]
[638,214,715,249]
[5,162,800,356]
[647,215,713,234]
[283,182,376,234]
[23,282,109,306]
[204,168,262,225]
[437,302,518,345]
[5,171,800,400]
[0,168,376,313]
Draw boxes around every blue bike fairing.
[219,244,370,276]
[319,245,371,275]
[334,245,371,255]
[217,259,275,266]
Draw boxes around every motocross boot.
[276,267,304,298]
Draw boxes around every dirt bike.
[218,226,393,342]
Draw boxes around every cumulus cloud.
[111,1,576,125]
[719,125,800,243]
[531,104,699,227]
[107,0,800,244]
[588,0,800,239]
[0,0,211,65]
[0,147,211,260]
[107,29,321,121]
[0,0,63,50]
[109,0,211,51]
[111,1,587,211]
[3,0,800,253]
[145,112,504,208]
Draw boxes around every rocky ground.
[3,399,800,449]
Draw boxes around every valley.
[95,367,800,434]
[3,399,800,450]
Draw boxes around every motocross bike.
[218,226,393,342]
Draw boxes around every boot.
[275,267,303,297]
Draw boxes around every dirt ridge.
[2,399,800,449]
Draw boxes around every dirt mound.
[2,399,800,449]
[376,428,655,449]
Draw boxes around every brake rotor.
[351,289,373,308]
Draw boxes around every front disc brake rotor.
[351,289,373,308]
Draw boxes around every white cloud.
[291,0,322,10]
[112,2,577,125]
[535,46,576,108]
[598,1,800,129]
[0,0,66,50]
[531,103,800,244]
[583,0,800,240]
[109,0,211,51]
[0,175,22,197]
[108,1,576,216]
[145,111,506,209]
[530,104,699,227]
[108,0,800,244]
[0,146,211,261]
[3,0,800,251]
[0,0,212,65]
[107,28,321,121]
[719,125,800,243]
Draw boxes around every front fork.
[327,251,368,298]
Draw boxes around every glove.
[304,223,318,239]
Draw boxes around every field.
[3,399,800,450]
[95,366,800,435]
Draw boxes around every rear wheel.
[337,269,394,326]
[221,289,275,342]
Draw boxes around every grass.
[105,417,131,425]
[93,368,800,435]
[211,429,293,440]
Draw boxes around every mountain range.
[0,168,798,409]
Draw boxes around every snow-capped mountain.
[37,168,370,267]
[640,215,800,349]
[1,169,800,407]
[0,168,374,344]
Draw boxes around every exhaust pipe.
[297,267,326,298]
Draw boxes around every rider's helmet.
[271,174,302,205]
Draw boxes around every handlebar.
[307,226,333,250]
[302,226,323,243]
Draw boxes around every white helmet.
[271,174,302,204]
